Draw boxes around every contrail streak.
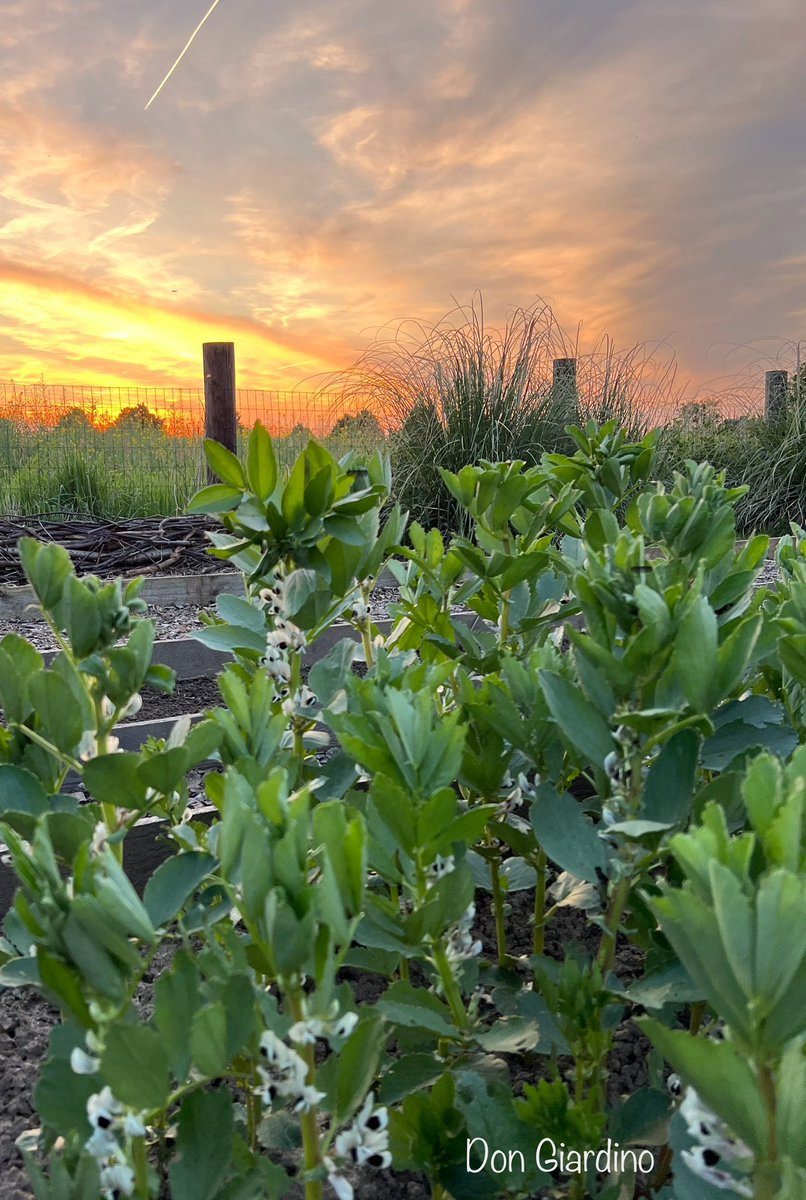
[145,0,224,110]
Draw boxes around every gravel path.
[0,589,405,652]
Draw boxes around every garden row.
[1,420,805,1200]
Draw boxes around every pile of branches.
[0,515,222,587]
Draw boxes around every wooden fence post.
[764,370,788,423]
[203,342,237,480]
[552,358,578,420]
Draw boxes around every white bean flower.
[679,1088,750,1161]
[99,1156,135,1199]
[70,1046,100,1075]
[334,1095,391,1169]
[324,1157,354,1200]
[287,1001,359,1048]
[444,904,482,965]
[288,1017,327,1046]
[78,731,121,761]
[87,1087,122,1132]
[681,1147,752,1197]
[427,854,455,884]
[673,1085,752,1197]
[331,1011,359,1040]
[256,1029,324,1111]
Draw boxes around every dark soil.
[137,675,223,720]
[134,661,368,723]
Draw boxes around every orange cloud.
[0,260,346,389]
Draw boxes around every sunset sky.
[1,0,805,399]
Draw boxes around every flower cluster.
[259,575,307,687]
[325,1095,391,1200]
[257,1030,324,1113]
[444,902,482,966]
[673,1084,752,1196]
[83,1087,146,1199]
[287,999,359,1046]
[496,772,535,831]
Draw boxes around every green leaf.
[61,576,102,659]
[143,852,217,927]
[702,714,797,772]
[475,1016,539,1053]
[100,1024,170,1110]
[530,784,606,883]
[308,638,358,706]
[622,962,702,1009]
[778,1039,806,1166]
[609,1087,671,1145]
[169,1087,234,1200]
[379,1054,446,1105]
[35,1028,96,1138]
[674,596,718,711]
[27,671,84,753]
[19,538,73,609]
[83,753,148,810]
[640,1020,766,1154]
[319,1010,386,1125]
[246,421,278,500]
[154,953,201,1080]
[204,439,247,489]
[191,1002,229,1077]
[37,950,93,1026]
[216,593,266,632]
[605,819,673,838]
[187,484,243,514]
[377,980,458,1038]
[0,955,40,986]
[642,730,699,825]
[138,747,190,795]
[539,670,615,765]
[283,569,318,617]
[0,765,49,819]
[192,624,266,654]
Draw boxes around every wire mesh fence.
[0,359,790,522]
[0,381,387,518]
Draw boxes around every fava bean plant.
[1,419,805,1199]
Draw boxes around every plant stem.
[488,850,508,967]
[289,989,324,1200]
[360,622,375,668]
[430,1182,451,1200]
[132,1135,149,1199]
[246,1075,259,1153]
[94,707,124,864]
[595,873,632,977]
[688,1000,706,1037]
[389,884,409,981]
[753,1062,779,1200]
[289,654,306,784]
[650,1144,673,1192]
[431,943,469,1031]
[12,724,82,773]
[532,847,547,957]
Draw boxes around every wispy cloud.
[1,0,805,391]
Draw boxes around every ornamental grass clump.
[317,296,678,534]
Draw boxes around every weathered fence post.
[765,370,788,424]
[552,357,578,421]
[203,342,237,480]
